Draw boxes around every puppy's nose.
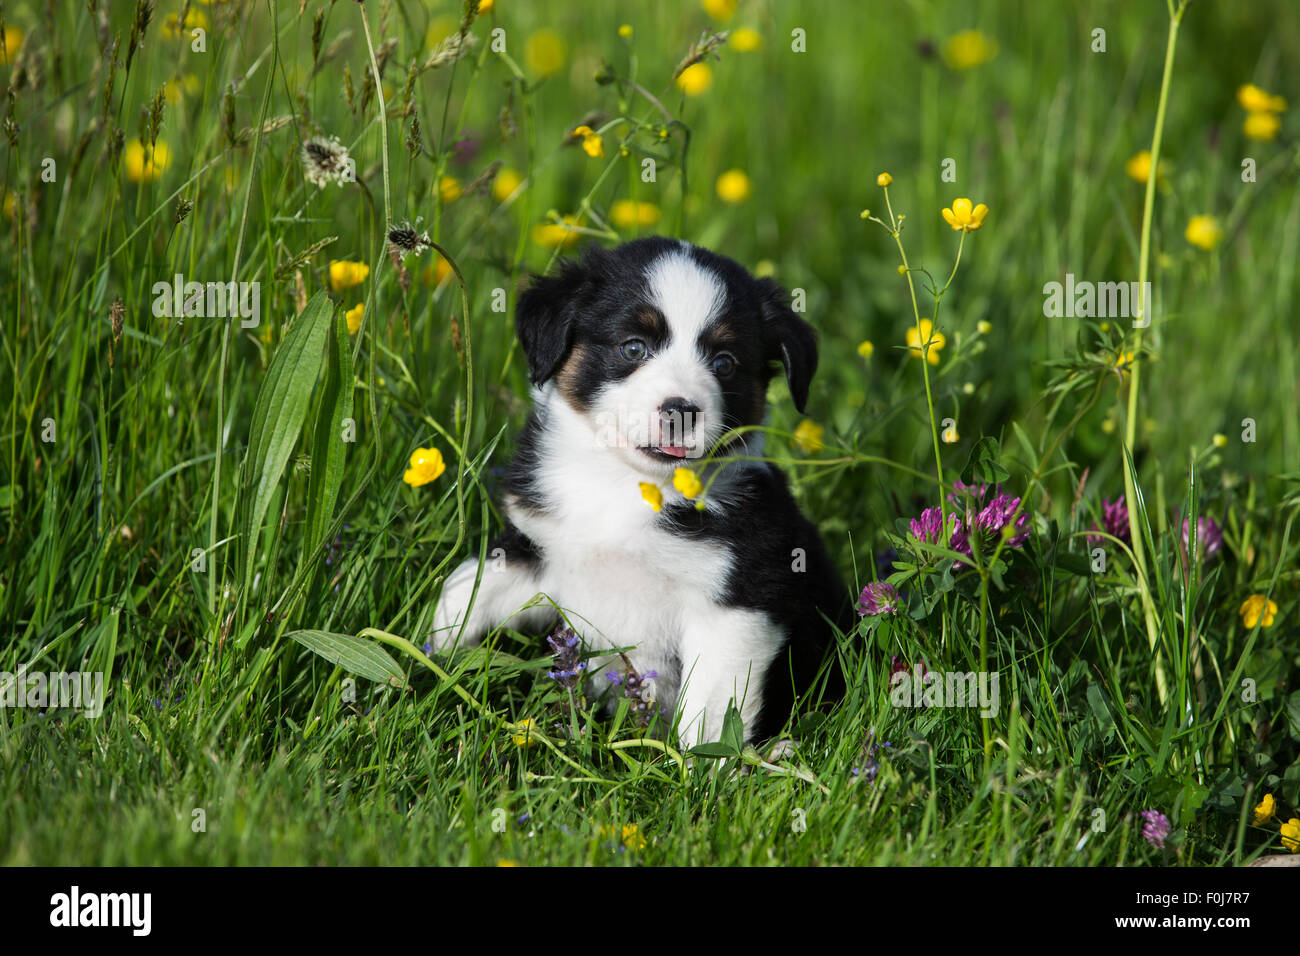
[659,396,701,418]
[658,397,701,446]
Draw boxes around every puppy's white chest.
[516,503,732,654]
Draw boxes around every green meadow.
[2,0,1298,865]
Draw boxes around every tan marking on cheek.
[554,343,590,411]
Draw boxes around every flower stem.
[358,4,391,226]
[884,186,949,548]
[1123,0,1188,705]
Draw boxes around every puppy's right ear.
[515,261,588,385]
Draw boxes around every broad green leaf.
[240,292,334,612]
[721,704,745,754]
[288,629,407,686]
[689,742,738,759]
[301,303,354,582]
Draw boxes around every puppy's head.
[516,237,816,476]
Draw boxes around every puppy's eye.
[620,339,649,362]
[711,352,737,377]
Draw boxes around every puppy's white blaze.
[617,250,730,453]
[643,249,726,347]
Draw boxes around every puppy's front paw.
[429,559,488,652]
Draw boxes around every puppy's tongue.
[659,445,689,458]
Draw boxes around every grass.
[2,0,1299,866]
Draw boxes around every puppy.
[431,238,851,745]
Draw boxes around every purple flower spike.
[545,625,585,692]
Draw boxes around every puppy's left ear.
[515,260,588,386]
[758,278,818,414]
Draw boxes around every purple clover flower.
[857,581,900,617]
[1088,496,1131,544]
[1181,516,1223,560]
[910,506,957,544]
[917,484,1030,567]
[1140,809,1171,848]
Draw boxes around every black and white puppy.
[431,238,851,745]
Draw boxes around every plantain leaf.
[239,292,334,622]
[301,302,354,584]
[288,629,407,687]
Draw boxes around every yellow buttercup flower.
[621,824,647,851]
[162,8,209,39]
[610,199,660,229]
[1253,793,1277,826]
[124,139,171,183]
[510,718,538,747]
[702,0,738,20]
[639,482,663,512]
[598,823,648,850]
[525,30,566,77]
[496,859,518,867]
[573,125,604,159]
[478,0,495,13]
[876,172,892,187]
[1,26,24,61]
[439,176,462,203]
[1213,433,1228,448]
[716,169,751,203]
[1114,349,1135,375]
[1124,150,1163,184]
[1185,214,1223,251]
[977,320,992,335]
[942,29,997,70]
[730,28,761,52]
[676,63,714,96]
[673,468,703,500]
[329,260,370,291]
[345,303,364,334]
[425,15,457,51]
[941,197,989,232]
[857,340,874,359]
[493,167,522,202]
[420,255,454,287]
[532,214,583,249]
[793,419,825,453]
[164,74,202,104]
[906,319,946,366]
[1243,111,1281,141]
[1281,818,1300,853]
[618,24,633,39]
[1239,594,1278,629]
[403,447,446,487]
[1237,83,1287,114]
